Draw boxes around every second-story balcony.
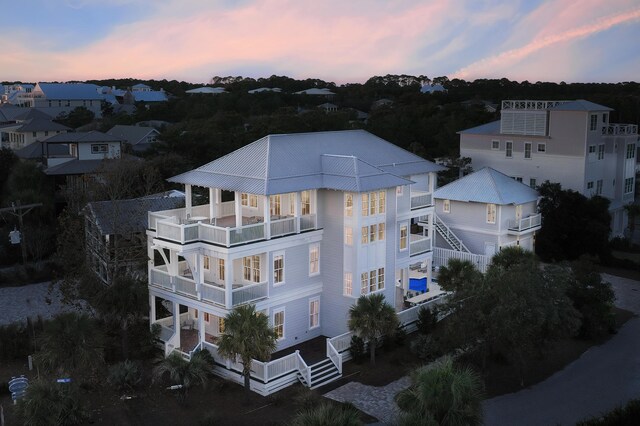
[507,213,542,235]
[602,124,638,136]
[410,234,432,257]
[150,267,268,309]
[410,190,433,210]
[149,202,318,247]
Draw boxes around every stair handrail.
[326,338,342,374]
[434,214,470,253]
[295,350,311,387]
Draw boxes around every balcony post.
[197,309,205,343]
[185,184,192,216]
[292,192,300,232]
[234,191,242,229]
[264,195,271,239]
[150,294,156,323]
[209,188,218,221]
[225,258,233,309]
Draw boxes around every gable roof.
[169,130,444,195]
[15,140,68,159]
[85,194,185,235]
[16,118,70,132]
[106,125,159,145]
[186,87,226,94]
[433,167,538,205]
[294,88,335,95]
[35,83,103,100]
[45,130,122,144]
[457,120,501,135]
[547,99,613,112]
[0,104,27,121]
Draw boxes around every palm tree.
[16,379,87,426]
[217,304,278,400]
[348,293,398,365]
[395,357,484,426]
[436,258,482,293]
[290,402,363,426]
[152,349,215,404]
[35,312,104,375]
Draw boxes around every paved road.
[483,273,640,426]
[0,281,79,325]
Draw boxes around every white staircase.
[299,358,342,389]
[434,214,470,253]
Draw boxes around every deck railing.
[602,124,638,135]
[175,275,197,297]
[507,213,542,232]
[150,268,172,290]
[296,350,311,386]
[410,191,433,210]
[201,282,225,305]
[328,332,353,353]
[326,338,342,374]
[270,217,296,237]
[410,235,432,256]
[300,214,317,231]
[232,281,268,306]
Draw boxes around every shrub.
[410,334,443,361]
[349,335,366,364]
[394,325,407,346]
[416,306,437,335]
[107,360,143,391]
[293,387,320,410]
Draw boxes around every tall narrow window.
[378,223,385,240]
[241,193,248,206]
[378,268,385,290]
[524,142,532,159]
[252,255,260,282]
[218,318,225,334]
[273,309,285,339]
[627,144,636,159]
[273,254,284,285]
[590,114,598,131]
[400,225,408,250]
[624,177,634,194]
[203,255,210,270]
[361,226,368,244]
[301,191,310,215]
[361,272,368,295]
[345,227,353,246]
[596,179,603,195]
[309,244,320,275]
[361,193,369,216]
[249,194,258,208]
[378,191,386,213]
[369,224,377,242]
[505,141,513,158]
[218,258,225,281]
[443,199,450,213]
[369,270,377,293]
[370,192,377,215]
[487,204,497,224]
[345,193,353,217]
[270,195,281,216]
[598,144,605,160]
[309,299,319,329]
[243,257,251,281]
[344,272,353,296]
[529,178,537,189]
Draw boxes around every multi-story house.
[0,109,69,150]
[26,83,105,118]
[459,100,638,236]
[146,130,444,390]
[106,125,160,152]
[432,167,541,271]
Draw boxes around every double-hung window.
[487,203,497,224]
[505,141,513,158]
[399,225,408,251]
[524,142,532,159]
[273,254,284,285]
[309,299,319,329]
[273,309,285,340]
[309,244,320,275]
[344,272,353,296]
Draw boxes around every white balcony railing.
[232,281,268,306]
[150,268,172,290]
[410,191,433,210]
[270,217,296,237]
[507,213,542,232]
[602,124,638,136]
[175,275,197,297]
[410,235,432,256]
[201,282,225,305]
[300,214,317,231]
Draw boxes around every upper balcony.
[602,124,638,136]
[507,213,542,235]
[410,190,433,210]
[149,202,318,248]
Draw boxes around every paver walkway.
[0,281,80,325]
[483,273,640,426]
[324,376,411,424]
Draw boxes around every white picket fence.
[433,247,490,273]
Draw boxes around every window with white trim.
[370,192,377,215]
[273,254,284,285]
[524,142,532,159]
[309,244,320,275]
[537,143,546,153]
[301,191,310,215]
[273,308,285,340]
[218,258,225,281]
[588,145,596,162]
[505,141,513,158]
[443,199,450,213]
[378,223,385,241]
[596,179,603,195]
[369,224,377,242]
[344,227,353,246]
[491,140,500,150]
[204,312,210,323]
[487,203,496,224]
[598,144,605,160]
[344,272,353,296]
[361,226,368,244]
[360,272,368,295]
[624,177,634,194]
[361,193,369,216]
[242,255,261,283]
[377,268,385,290]
[91,144,108,154]
[590,114,597,131]
[309,298,320,329]
[529,178,537,189]
[399,225,408,251]
[218,318,225,334]
[626,144,636,159]
[203,255,210,270]
[379,191,386,213]
[270,195,281,216]
[241,193,258,208]
[587,181,594,190]
[345,193,353,217]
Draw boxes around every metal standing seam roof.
[16,119,70,132]
[433,167,538,205]
[15,141,68,159]
[44,159,106,176]
[35,83,104,100]
[168,130,444,195]
[106,125,158,145]
[547,99,613,111]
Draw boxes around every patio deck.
[271,335,328,365]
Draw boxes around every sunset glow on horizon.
[2,0,639,84]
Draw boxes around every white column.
[225,256,233,309]
[264,195,271,239]
[198,309,205,343]
[209,188,216,220]
[234,191,242,228]
[185,184,192,216]
[292,192,299,232]
[150,294,156,323]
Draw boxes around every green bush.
[416,306,437,335]
[0,316,45,361]
[349,335,366,364]
[410,334,444,361]
[107,360,143,391]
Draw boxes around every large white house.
[146,130,445,391]
[459,100,638,236]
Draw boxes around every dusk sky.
[3,0,639,84]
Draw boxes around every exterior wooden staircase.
[298,358,342,389]
[433,214,470,253]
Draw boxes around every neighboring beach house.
[459,100,638,236]
[432,167,541,271]
[26,83,105,118]
[106,125,160,152]
[146,129,445,392]
[0,108,69,150]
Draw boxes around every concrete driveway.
[483,273,640,426]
